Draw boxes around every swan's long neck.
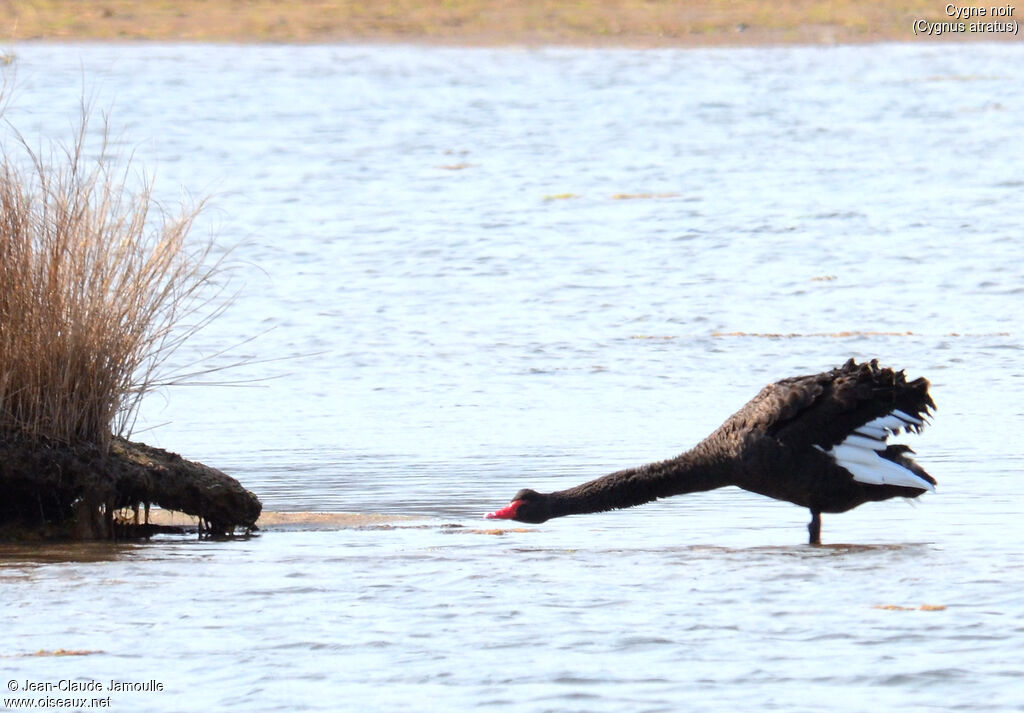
[546,447,733,518]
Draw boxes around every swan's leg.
[808,509,822,545]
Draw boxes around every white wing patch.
[823,412,935,492]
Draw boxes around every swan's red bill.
[484,499,525,520]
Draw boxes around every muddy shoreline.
[0,434,261,540]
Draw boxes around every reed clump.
[0,101,261,539]
[0,109,221,451]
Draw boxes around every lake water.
[2,42,1023,712]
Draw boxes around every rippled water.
[2,43,1023,712]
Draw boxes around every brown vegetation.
[0,96,260,539]
[0,111,221,449]
[0,0,1002,46]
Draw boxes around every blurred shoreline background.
[2,0,1015,46]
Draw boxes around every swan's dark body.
[486,359,936,544]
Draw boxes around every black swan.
[485,359,936,544]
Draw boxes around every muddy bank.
[0,433,261,540]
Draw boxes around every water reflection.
[0,542,137,565]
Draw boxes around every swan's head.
[484,489,552,524]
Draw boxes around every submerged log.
[0,432,261,540]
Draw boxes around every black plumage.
[485,359,936,544]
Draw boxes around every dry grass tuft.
[0,102,227,449]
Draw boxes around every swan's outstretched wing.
[770,358,933,448]
[719,359,931,445]
[712,359,936,491]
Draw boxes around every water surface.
[2,42,1023,712]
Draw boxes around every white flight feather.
[831,449,935,491]
[841,434,886,452]
[854,424,886,439]
[866,414,907,434]
[892,409,924,425]
[822,411,934,492]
